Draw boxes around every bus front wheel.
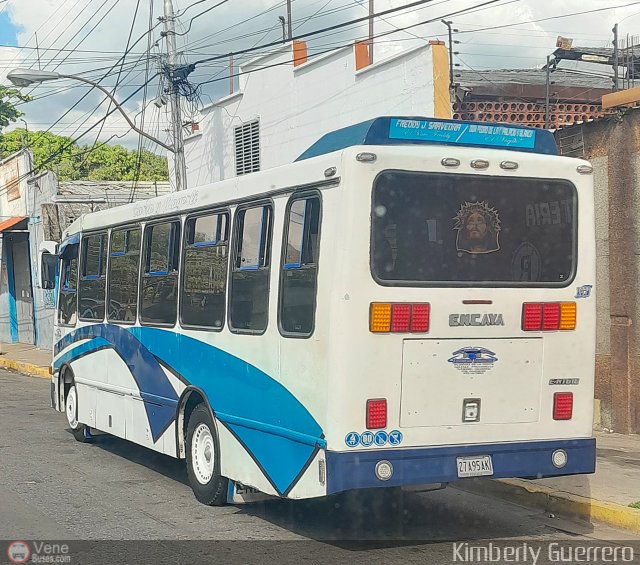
[65,383,90,443]
[186,403,227,506]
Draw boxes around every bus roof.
[296,116,558,161]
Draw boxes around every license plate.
[456,455,494,478]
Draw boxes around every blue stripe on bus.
[129,326,324,495]
[55,324,325,496]
[325,438,596,494]
[53,337,112,369]
[54,324,179,442]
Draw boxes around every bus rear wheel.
[65,382,90,443]
[186,403,227,506]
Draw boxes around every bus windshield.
[372,170,577,286]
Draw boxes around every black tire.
[186,403,227,505]
[64,380,91,443]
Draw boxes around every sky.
[0,0,638,153]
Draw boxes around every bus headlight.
[375,460,394,481]
[552,449,568,468]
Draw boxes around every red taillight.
[410,303,430,332]
[370,303,430,333]
[542,303,560,330]
[391,304,411,332]
[522,303,543,331]
[553,392,573,420]
[522,302,576,331]
[366,398,387,429]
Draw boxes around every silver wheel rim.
[192,423,215,485]
[66,386,79,429]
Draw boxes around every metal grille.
[557,125,585,158]
[234,120,260,176]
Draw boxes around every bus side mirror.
[39,241,58,290]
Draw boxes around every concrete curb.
[455,478,640,533]
[0,357,49,379]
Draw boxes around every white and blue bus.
[45,116,596,505]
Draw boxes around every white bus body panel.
[51,144,595,500]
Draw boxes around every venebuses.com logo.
[7,541,30,564]
[6,541,71,564]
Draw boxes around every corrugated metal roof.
[457,68,612,90]
[57,180,171,201]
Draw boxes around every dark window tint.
[58,253,78,326]
[372,171,577,286]
[108,227,141,323]
[280,196,321,335]
[41,252,58,290]
[181,212,229,329]
[229,205,272,332]
[78,234,106,320]
[140,221,180,325]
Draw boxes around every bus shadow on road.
[236,487,558,545]
[76,431,189,486]
[74,430,596,544]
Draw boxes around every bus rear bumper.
[325,438,595,495]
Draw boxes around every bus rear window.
[372,171,577,286]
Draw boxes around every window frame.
[139,217,182,328]
[58,251,79,328]
[106,224,142,326]
[278,191,322,339]
[78,231,107,322]
[179,208,231,332]
[228,200,274,335]
[370,170,579,289]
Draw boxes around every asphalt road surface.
[0,370,637,564]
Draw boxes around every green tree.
[0,129,169,182]
[0,86,30,129]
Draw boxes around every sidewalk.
[0,343,639,532]
[455,431,640,533]
[0,342,50,378]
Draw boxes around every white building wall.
[184,43,439,187]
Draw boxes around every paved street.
[0,370,637,563]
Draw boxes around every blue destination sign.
[388,118,536,149]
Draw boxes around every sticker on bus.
[575,284,593,298]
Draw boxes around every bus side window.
[140,220,180,326]
[107,226,141,324]
[78,233,106,322]
[229,204,272,333]
[279,195,321,336]
[180,211,229,329]
[58,253,78,327]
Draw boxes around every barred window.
[234,120,260,176]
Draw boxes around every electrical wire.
[174,0,231,37]
[456,1,640,35]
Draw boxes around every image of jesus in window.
[453,201,501,254]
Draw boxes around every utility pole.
[613,23,619,91]
[545,55,551,129]
[286,0,293,40]
[368,0,374,64]
[163,0,187,192]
